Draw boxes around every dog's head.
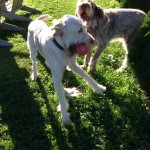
[76,0,109,27]
[50,15,94,56]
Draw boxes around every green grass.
[0,0,150,150]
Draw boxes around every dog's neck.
[85,17,98,29]
[53,36,65,51]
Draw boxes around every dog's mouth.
[68,44,76,56]
[81,12,90,21]
[69,43,89,57]
[68,43,87,57]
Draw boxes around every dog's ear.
[94,5,109,27]
[51,19,64,37]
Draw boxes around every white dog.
[27,14,106,123]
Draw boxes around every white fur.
[27,15,106,124]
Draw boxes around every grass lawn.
[0,0,150,149]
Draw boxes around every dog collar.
[52,38,64,51]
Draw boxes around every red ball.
[75,44,89,56]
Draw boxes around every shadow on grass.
[89,71,150,149]
[0,47,51,150]
[66,101,103,150]
[128,49,150,97]
[62,71,150,149]
[0,14,31,44]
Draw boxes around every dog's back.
[105,9,146,40]
[28,14,51,33]
[27,15,52,51]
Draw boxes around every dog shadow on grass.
[0,47,52,149]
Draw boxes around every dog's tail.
[36,14,52,21]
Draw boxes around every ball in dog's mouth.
[75,43,89,56]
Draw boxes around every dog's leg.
[27,36,38,80]
[82,49,92,69]
[116,41,128,72]
[29,47,38,80]
[116,29,139,72]
[51,65,71,124]
[69,57,106,93]
[88,45,105,73]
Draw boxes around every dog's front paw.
[80,64,87,69]
[116,62,127,73]
[66,66,71,71]
[62,116,72,124]
[57,104,72,124]
[116,67,125,73]
[57,104,61,112]
[31,73,38,81]
[94,84,106,93]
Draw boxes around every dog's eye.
[78,28,83,33]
